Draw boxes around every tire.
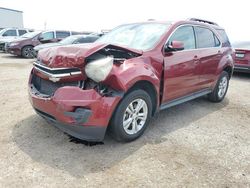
[21,46,34,58]
[208,71,229,102]
[109,89,152,142]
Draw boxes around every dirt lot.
[0,53,249,188]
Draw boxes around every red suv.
[28,18,234,142]
[233,41,250,73]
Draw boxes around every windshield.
[97,23,170,51]
[0,29,7,35]
[233,42,250,50]
[59,35,82,44]
[21,31,41,38]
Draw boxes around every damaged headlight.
[85,56,113,82]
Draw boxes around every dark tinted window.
[56,31,70,38]
[75,36,99,43]
[3,29,17,36]
[71,31,86,35]
[216,29,231,47]
[18,30,27,36]
[168,26,195,50]
[40,31,54,40]
[195,27,215,48]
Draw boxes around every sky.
[0,0,249,42]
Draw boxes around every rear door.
[163,25,200,102]
[194,26,222,89]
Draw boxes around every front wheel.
[109,89,152,142]
[21,46,34,58]
[208,71,229,102]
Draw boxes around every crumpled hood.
[37,43,143,68]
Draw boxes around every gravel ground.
[0,53,249,188]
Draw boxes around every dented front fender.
[103,57,162,94]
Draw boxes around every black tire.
[109,89,152,142]
[21,46,34,58]
[208,71,229,102]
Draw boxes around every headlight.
[85,56,113,82]
[9,42,18,47]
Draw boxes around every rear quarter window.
[216,29,231,47]
[18,30,27,36]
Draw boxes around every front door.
[162,25,200,103]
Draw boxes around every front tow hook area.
[64,108,92,124]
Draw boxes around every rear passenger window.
[18,30,27,36]
[3,29,17,36]
[40,31,54,40]
[56,31,70,38]
[168,26,195,50]
[195,27,216,48]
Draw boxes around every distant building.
[0,7,24,28]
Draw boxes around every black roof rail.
[188,18,218,26]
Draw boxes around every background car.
[6,30,84,58]
[233,41,250,73]
[33,34,100,56]
[0,28,32,50]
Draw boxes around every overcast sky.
[1,0,249,42]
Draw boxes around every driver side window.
[168,26,196,50]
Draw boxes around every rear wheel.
[208,71,229,102]
[21,46,34,58]
[109,89,152,142]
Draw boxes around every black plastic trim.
[35,109,106,141]
[160,89,212,110]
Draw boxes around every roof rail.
[188,18,218,26]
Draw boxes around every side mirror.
[38,36,44,41]
[165,41,184,52]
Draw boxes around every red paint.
[28,20,234,138]
[235,49,250,67]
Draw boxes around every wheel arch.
[126,80,159,116]
[223,66,233,79]
[21,44,34,51]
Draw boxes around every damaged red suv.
[29,18,234,142]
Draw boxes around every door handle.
[193,55,199,65]
[218,50,222,55]
[194,55,199,60]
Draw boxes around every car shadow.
[233,72,250,80]
[0,53,35,60]
[12,97,229,178]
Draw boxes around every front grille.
[33,61,82,78]
[32,74,80,96]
